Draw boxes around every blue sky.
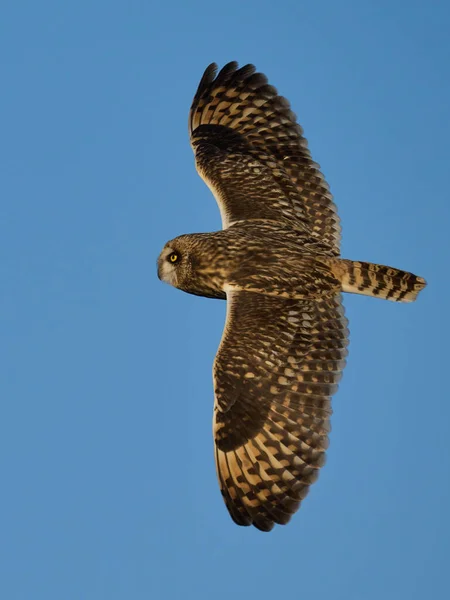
[1,1,449,598]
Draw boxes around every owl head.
[157,233,227,299]
[157,235,195,290]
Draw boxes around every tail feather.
[337,259,426,302]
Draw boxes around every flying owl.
[157,62,426,531]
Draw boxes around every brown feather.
[213,291,348,530]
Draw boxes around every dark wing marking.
[189,62,341,253]
[213,291,348,531]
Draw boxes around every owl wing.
[213,290,348,531]
[189,62,341,253]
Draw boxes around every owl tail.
[335,259,426,302]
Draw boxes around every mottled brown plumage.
[213,291,347,531]
[157,62,426,531]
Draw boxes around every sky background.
[1,1,449,598]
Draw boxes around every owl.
[157,62,426,531]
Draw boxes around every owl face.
[157,242,188,289]
[157,234,227,299]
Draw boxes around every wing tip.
[189,61,267,135]
[199,62,218,89]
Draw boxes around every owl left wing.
[213,291,349,531]
[189,62,340,254]
[189,63,313,232]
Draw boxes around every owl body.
[158,223,342,301]
[157,62,426,531]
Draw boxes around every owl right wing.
[189,62,341,254]
[213,290,349,531]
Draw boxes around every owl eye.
[168,252,179,264]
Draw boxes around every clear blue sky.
[1,1,449,598]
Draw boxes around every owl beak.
[157,257,163,281]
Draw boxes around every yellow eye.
[168,252,179,264]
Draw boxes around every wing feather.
[189,62,341,253]
[212,291,348,530]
